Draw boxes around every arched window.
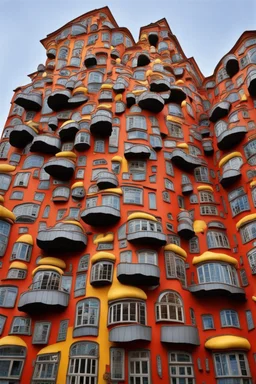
[207,231,230,249]
[155,291,184,322]
[194,167,209,182]
[22,155,44,169]
[0,220,11,257]
[33,353,59,382]
[164,252,186,286]
[32,270,61,291]
[197,263,238,286]
[13,204,40,223]
[75,298,99,328]
[67,342,98,384]
[91,261,113,284]
[11,241,32,262]
[222,156,243,172]
[0,346,26,381]
[240,221,256,244]
[220,310,239,327]
[108,300,146,325]
[58,47,69,59]
[111,32,124,46]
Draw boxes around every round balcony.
[217,126,247,150]
[117,263,160,286]
[209,101,231,123]
[44,157,75,181]
[224,54,239,78]
[96,171,118,190]
[59,120,80,141]
[90,111,113,137]
[14,92,42,111]
[9,124,37,149]
[138,92,165,113]
[47,89,71,111]
[30,135,61,154]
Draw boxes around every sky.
[0,0,255,130]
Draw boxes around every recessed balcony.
[117,263,160,286]
[96,171,118,190]
[48,116,58,131]
[90,110,113,137]
[138,92,165,113]
[137,53,150,67]
[59,121,80,141]
[47,89,71,111]
[209,101,231,123]
[189,282,246,301]
[202,138,214,155]
[168,86,186,104]
[217,126,247,150]
[126,93,136,107]
[84,54,97,68]
[109,325,152,343]
[44,158,75,181]
[220,169,242,188]
[182,183,193,195]
[18,287,69,313]
[247,70,256,97]
[81,206,121,227]
[150,78,171,92]
[161,325,200,346]
[74,130,91,151]
[9,124,37,148]
[124,145,151,160]
[30,135,61,154]
[14,92,42,111]
[37,222,87,253]
[170,149,202,171]
[148,33,159,47]
[224,54,239,78]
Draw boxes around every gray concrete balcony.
[247,70,256,97]
[73,326,98,338]
[81,206,121,227]
[46,48,56,59]
[126,93,136,107]
[202,138,214,155]
[113,83,126,93]
[223,54,239,78]
[150,78,171,92]
[177,211,195,240]
[124,145,151,160]
[44,157,75,181]
[209,101,231,123]
[161,325,200,346]
[74,130,91,151]
[36,223,87,253]
[9,124,37,148]
[59,121,80,141]
[96,171,118,190]
[30,134,61,154]
[18,287,69,313]
[217,126,247,150]
[47,89,71,111]
[189,282,246,301]
[90,111,113,137]
[220,169,241,188]
[84,54,97,68]
[168,86,187,104]
[138,92,165,113]
[182,183,193,195]
[127,223,167,246]
[14,92,42,111]
[109,325,152,343]
[117,263,160,286]
[170,149,203,171]
[48,116,58,131]
[68,93,88,109]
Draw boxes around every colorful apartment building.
[0,6,256,383]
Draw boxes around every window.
[57,320,69,342]
[74,274,86,297]
[78,255,89,272]
[168,352,194,384]
[112,32,123,46]
[229,194,250,217]
[189,237,200,253]
[0,346,26,381]
[0,286,17,307]
[207,231,230,249]
[111,348,125,381]
[91,262,113,283]
[120,250,132,263]
[165,178,174,191]
[14,172,30,187]
[222,156,243,172]
[214,353,251,382]
[102,195,120,210]
[168,104,183,117]
[199,191,214,203]
[165,161,174,176]
[128,160,146,180]
[94,140,105,153]
[32,322,51,344]
[32,353,59,383]
[133,70,146,80]
[194,167,209,182]
[67,342,98,384]
[109,300,146,325]
[240,221,256,244]
[202,314,214,330]
[247,248,256,274]
[7,268,27,279]
[148,193,156,209]
[75,298,99,328]
[10,317,31,335]
[246,310,254,330]
[252,188,256,207]
[0,142,10,159]
[244,139,256,159]
[165,252,186,286]
[200,205,218,215]
[220,310,239,327]
[126,116,146,131]
[0,174,11,191]
[129,351,150,384]
[156,291,184,322]
[122,187,143,205]
[22,155,44,169]
[137,250,157,265]
[88,71,103,83]
[197,263,239,286]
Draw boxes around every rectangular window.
[200,205,218,215]
[32,322,51,344]
[246,310,254,330]
[202,314,214,330]
[148,193,156,210]
[123,187,143,205]
[94,140,105,153]
[111,348,125,380]
[57,320,69,341]
[0,315,6,335]
[129,351,150,384]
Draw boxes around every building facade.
[0,6,256,383]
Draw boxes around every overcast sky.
[0,0,255,130]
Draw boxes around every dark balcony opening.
[248,72,256,97]
[217,126,247,151]
[90,114,112,137]
[209,102,231,123]
[225,57,239,78]
[220,170,241,188]
[81,207,120,227]
[138,92,165,113]
[37,234,86,254]
[59,122,80,142]
[44,159,75,181]
[167,86,186,104]
[117,263,160,286]
[189,283,246,301]
[171,150,202,171]
[148,33,158,47]
[68,94,88,109]
[14,92,42,111]
[30,136,60,155]
[9,125,36,149]
[150,79,171,93]
[137,54,150,67]
[126,93,136,108]
[84,54,97,68]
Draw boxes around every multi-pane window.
[220,310,240,327]
[245,310,254,330]
[244,139,256,160]
[155,291,184,322]
[33,271,61,291]
[138,250,157,265]
[7,268,27,279]
[102,195,120,210]
[94,140,105,153]
[91,262,113,283]
[74,274,86,297]
[78,255,89,272]
[229,194,250,216]
[126,116,147,131]
[110,348,125,381]
[0,315,6,335]
[13,172,30,187]
[0,346,26,381]
[169,352,195,384]
[165,252,186,286]
[165,178,174,191]
[189,237,200,253]
[207,231,230,249]
[0,174,12,191]
[0,220,11,257]
[0,141,10,159]
[108,301,146,325]
[222,156,243,172]
[197,263,239,286]
[120,251,132,263]
[13,203,40,223]
[10,317,31,335]
[0,286,17,308]
[199,191,215,203]
[168,104,183,117]
[128,219,163,234]
[247,248,256,274]
[252,188,256,207]
[32,322,51,344]
[214,353,251,382]
[128,161,146,179]
[86,197,98,208]
[129,351,150,384]
[240,221,256,244]
[194,167,209,182]
[32,353,59,383]
[75,299,99,328]
[202,314,214,330]
[22,155,44,169]
[67,342,98,384]
[123,187,143,205]
[200,205,218,215]
[57,320,69,342]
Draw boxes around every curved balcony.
[124,145,151,160]
[73,326,98,338]
[177,211,195,240]
[189,282,246,301]
[37,223,87,253]
[74,130,91,151]
[127,221,167,246]
[48,116,58,131]
[66,80,75,90]
[202,138,214,155]
[81,206,120,227]
[170,149,202,171]
[209,101,231,123]
[168,86,186,104]
[90,111,112,137]
[247,70,256,97]
[110,49,120,59]
[18,286,69,313]
[46,48,56,59]
[14,92,42,111]
[113,83,126,93]
[59,121,80,141]
[150,78,171,92]
[109,325,152,343]
[161,325,200,346]
[68,94,88,109]
[126,93,136,107]
[96,171,118,190]
[30,135,61,154]
[44,158,75,181]
[138,92,164,113]
[47,89,71,111]
[117,263,160,286]
[182,183,193,195]
[84,54,97,68]
[9,124,37,148]
[217,126,247,150]
[220,169,241,188]
[224,54,239,78]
